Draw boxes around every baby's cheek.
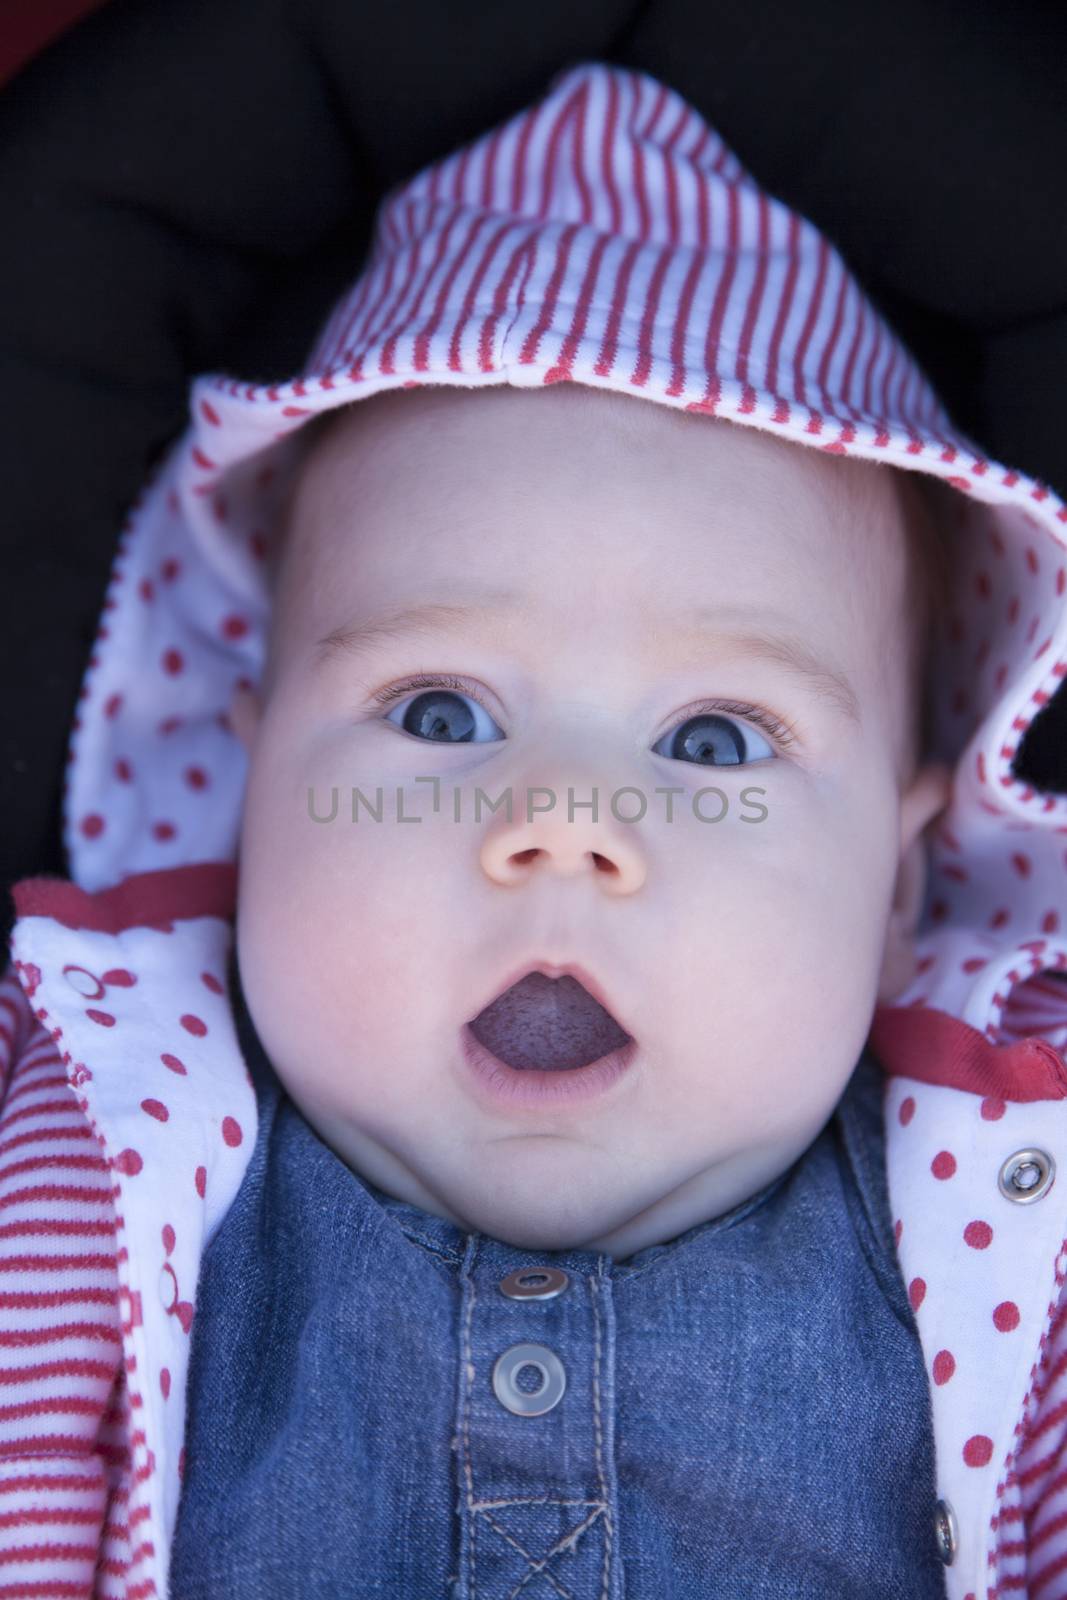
[254,784,457,1008]
[683,783,892,1080]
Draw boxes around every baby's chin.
[437,1161,670,1260]
[455,1194,636,1258]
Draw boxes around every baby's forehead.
[275,384,915,632]
[293,381,907,521]
[261,388,930,782]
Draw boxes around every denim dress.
[168,958,949,1599]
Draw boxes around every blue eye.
[377,677,503,744]
[373,675,790,764]
[651,712,774,767]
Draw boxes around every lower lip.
[459,1025,639,1111]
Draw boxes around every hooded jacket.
[2,58,1067,1600]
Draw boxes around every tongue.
[469,972,631,1072]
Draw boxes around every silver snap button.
[998,1148,1055,1204]
[498,1266,571,1301]
[159,1262,178,1313]
[62,964,105,1000]
[491,1342,567,1417]
[933,1497,957,1565]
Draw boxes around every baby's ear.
[229,682,262,752]
[876,761,953,1002]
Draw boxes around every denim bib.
[169,961,948,1599]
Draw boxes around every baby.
[227,379,952,1263]
[3,57,1067,1600]
[165,379,963,1599]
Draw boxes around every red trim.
[868,1002,1067,1102]
[9,863,237,933]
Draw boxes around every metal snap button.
[159,1262,178,1313]
[998,1148,1055,1204]
[62,964,105,1000]
[933,1497,957,1565]
[498,1266,571,1301]
[491,1342,567,1417]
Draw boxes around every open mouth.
[466,969,634,1072]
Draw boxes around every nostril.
[593,853,615,873]
[512,848,540,865]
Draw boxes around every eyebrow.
[314,593,861,725]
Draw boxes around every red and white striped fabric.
[3,57,1067,1598]
[0,962,127,1594]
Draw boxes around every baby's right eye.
[374,676,503,744]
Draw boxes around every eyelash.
[369,672,799,753]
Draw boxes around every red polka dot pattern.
[933,1350,956,1385]
[963,1436,993,1468]
[886,1069,1067,1588]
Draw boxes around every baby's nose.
[477,786,647,893]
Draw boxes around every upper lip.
[466,958,636,1042]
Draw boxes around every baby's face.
[230,383,951,1261]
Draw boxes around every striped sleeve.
[991,1259,1067,1599]
[0,959,127,1599]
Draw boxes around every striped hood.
[8,58,1067,1599]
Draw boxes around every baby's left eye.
[652,711,775,766]
[374,678,785,765]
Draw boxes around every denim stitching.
[470,1500,607,1598]
[460,1236,480,1595]
[589,1274,612,1598]
[477,1506,585,1599]
[467,1277,611,1597]
[461,1259,613,1597]
[392,1227,463,1265]
[472,1497,606,1508]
